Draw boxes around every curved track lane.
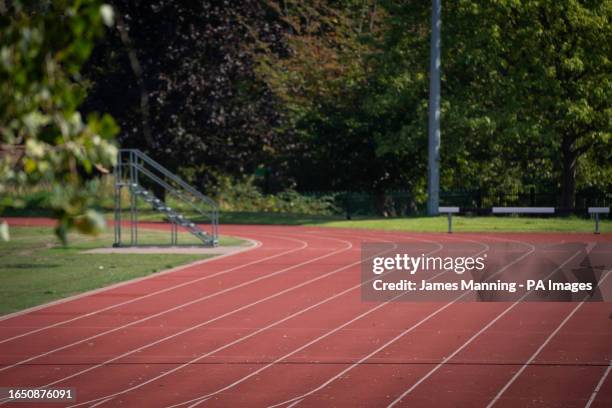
[1,219,610,407]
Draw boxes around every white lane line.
[286,399,303,408]
[17,237,359,394]
[164,237,487,408]
[0,234,351,374]
[585,361,612,408]
[186,397,210,408]
[61,234,413,407]
[267,240,537,408]
[268,240,541,408]
[487,269,612,408]
[89,397,114,408]
[0,234,354,405]
[387,248,585,408]
[0,234,261,325]
[0,235,284,341]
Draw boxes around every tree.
[76,0,610,210]
[259,1,420,197]
[442,0,611,207]
[82,0,292,191]
[0,0,118,241]
[365,0,610,208]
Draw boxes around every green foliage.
[214,175,339,215]
[440,0,611,206]
[65,0,610,210]
[258,1,422,193]
[0,0,118,241]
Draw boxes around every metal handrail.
[115,149,219,246]
[121,149,218,208]
[130,163,214,221]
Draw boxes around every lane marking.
[61,233,415,407]
[186,397,209,408]
[0,232,261,324]
[585,361,612,408]
[267,239,543,408]
[89,397,114,408]
[0,234,351,374]
[3,227,567,408]
[18,237,360,394]
[286,399,303,408]
[487,268,612,408]
[164,236,487,407]
[0,236,270,338]
[387,248,585,407]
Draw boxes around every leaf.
[0,221,9,242]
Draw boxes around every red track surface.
[1,218,611,407]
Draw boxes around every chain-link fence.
[304,189,612,219]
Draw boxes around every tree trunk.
[560,139,577,211]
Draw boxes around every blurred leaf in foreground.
[0,0,118,242]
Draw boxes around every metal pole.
[113,151,122,247]
[129,151,136,245]
[595,213,600,234]
[171,222,177,245]
[447,212,452,233]
[134,157,139,245]
[427,0,441,216]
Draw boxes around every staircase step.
[126,181,216,247]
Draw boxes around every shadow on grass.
[0,263,60,269]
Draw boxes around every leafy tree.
[443,0,611,206]
[76,0,610,212]
[0,0,118,241]
[365,0,610,207]
[260,1,421,199]
[83,0,292,191]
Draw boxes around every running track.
[1,218,611,407]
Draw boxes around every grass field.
[3,207,611,232]
[313,215,611,233]
[217,212,610,233]
[0,227,246,315]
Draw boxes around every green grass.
[215,211,610,233]
[0,227,246,315]
[4,206,611,233]
[312,215,611,233]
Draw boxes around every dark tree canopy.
[82,0,610,206]
[84,0,292,190]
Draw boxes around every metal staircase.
[114,149,219,247]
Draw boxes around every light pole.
[427,0,441,215]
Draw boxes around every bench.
[588,207,609,234]
[439,206,460,233]
[491,207,555,214]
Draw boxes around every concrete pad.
[82,245,250,255]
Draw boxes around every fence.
[304,189,612,219]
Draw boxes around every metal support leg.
[447,212,452,233]
[113,153,122,247]
[129,151,136,246]
[114,185,121,247]
[130,192,136,245]
[114,149,221,248]
[595,213,600,235]
[171,222,178,245]
[134,157,139,245]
